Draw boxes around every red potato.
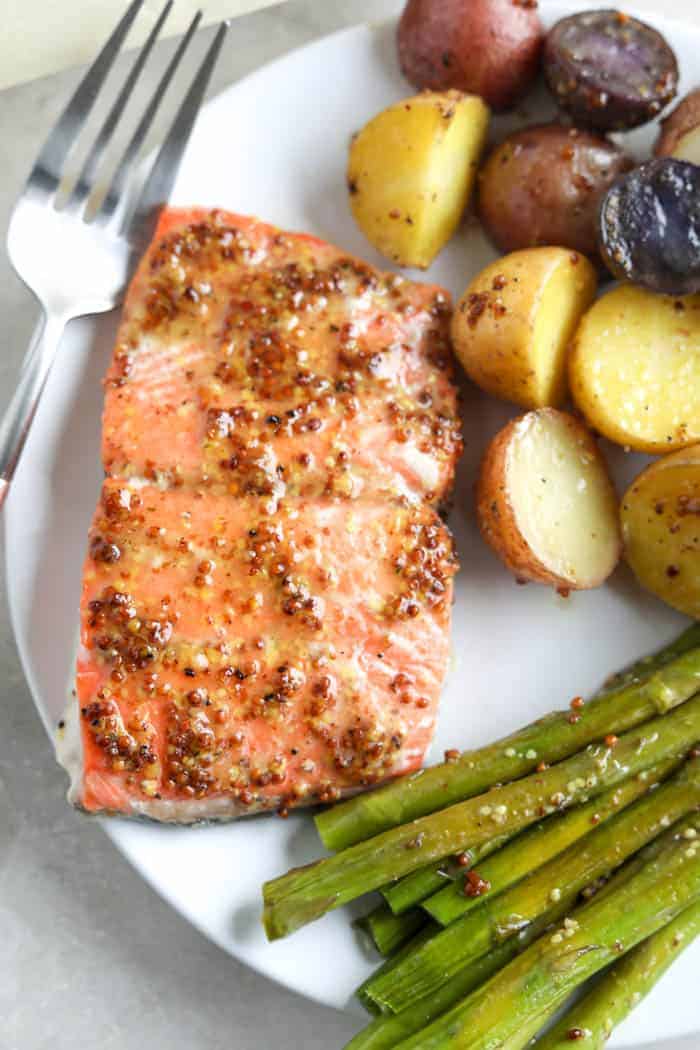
[397,0,544,111]
[477,123,633,259]
[476,409,621,591]
[655,88,700,164]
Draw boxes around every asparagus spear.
[379,635,700,916]
[347,909,564,1050]
[599,623,700,695]
[390,814,700,1050]
[315,636,700,851]
[382,833,511,916]
[262,696,700,940]
[348,808,697,1050]
[423,756,681,927]
[356,923,438,1015]
[361,760,700,1013]
[357,903,426,958]
[534,896,700,1049]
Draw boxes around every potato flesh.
[531,254,597,407]
[672,127,700,164]
[570,286,700,453]
[348,93,489,268]
[507,413,620,586]
[622,453,700,619]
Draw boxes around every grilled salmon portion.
[62,208,460,821]
[103,209,461,506]
[73,480,456,819]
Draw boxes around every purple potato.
[544,9,678,131]
[598,158,700,296]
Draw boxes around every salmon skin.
[61,208,460,822]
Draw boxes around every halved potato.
[476,409,621,590]
[621,445,700,619]
[348,90,490,269]
[451,248,597,409]
[569,285,700,453]
[655,88,700,164]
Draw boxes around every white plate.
[6,4,700,1046]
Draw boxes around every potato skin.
[477,124,632,259]
[476,409,617,590]
[621,445,700,619]
[397,0,543,111]
[476,415,562,588]
[655,88,700,157]
[451,248,597,409]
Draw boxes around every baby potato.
[621,445,700,619]
[451,248,597,410]
[655,88,700,164]
[348,90,490,269]
[397,0,543,112]
[569,285,700,453]
[477,124,632,260]
[476,409,621,591]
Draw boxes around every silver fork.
[0,0,229,509]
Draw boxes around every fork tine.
[96,10,203,226]
[64,0,174,213]
[30,0,145,198]
[119,20,230,255]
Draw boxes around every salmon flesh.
[59,208,460,821]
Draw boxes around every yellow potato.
[451,248,597,409]
[621,445,700,619]
[476,408,621,591]
[347,90,489,269]
[569,285,700,453]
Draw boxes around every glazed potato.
[544,11,678,132]
[598,159,700,297]
[477,125,632,259]
[348,91,489,269]
[656,88,700,164]
[476,409,621,591]
[569,286,700,453]
[451,248,597,410]
[397,0,543,111]
[621,446,700,619]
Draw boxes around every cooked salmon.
[60,208,460,821]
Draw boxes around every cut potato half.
[451,248,597,409]
[656,88,700,164]
[670,126,700,164]
[621,445,700,619]
[569,285,700,453]
[476,409,621,590]
[348,90,490,269]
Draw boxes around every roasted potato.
[544,10,678,132]
[569,285,700,454]
[598,159,700,296]
[477,124,632,259]
[476,409,621,591]
[347,91,489,269]
[397,0,543,111]
[451,248,597,410]
[621,445,700,619]
[656,88,700,163]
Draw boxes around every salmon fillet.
[61,208,460,821]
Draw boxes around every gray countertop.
[0,3,697,1048]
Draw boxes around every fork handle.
[0,312,67,511]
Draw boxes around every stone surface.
[0,2,697,1048]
